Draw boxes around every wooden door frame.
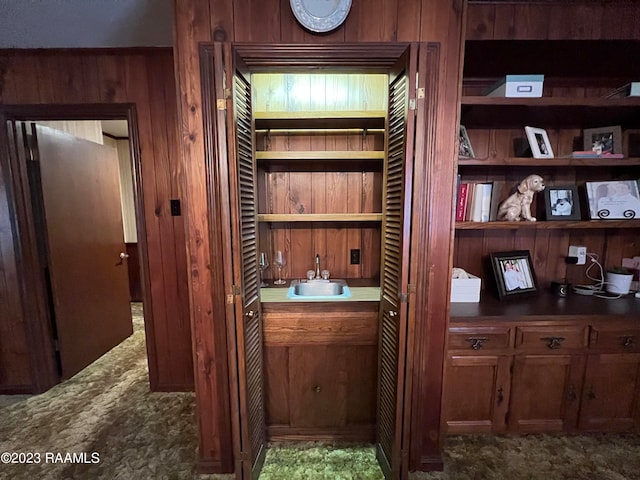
[0,104,152,393]
[197,42,447,476]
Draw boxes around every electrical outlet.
[350,249,360,265]
[568,245,587,265]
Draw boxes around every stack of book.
[455,181,506,222]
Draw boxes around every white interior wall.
[103,135,137,243]
[38,120,104,144]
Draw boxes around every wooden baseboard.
[267,424,375,443]
[415,454,444,472]
[0,385,33,394]
[194,459,232,475]
[149,382,194,392]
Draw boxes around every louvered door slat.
[228,56,266,480]
[377,46,417,480]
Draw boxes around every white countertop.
[260,286,381,303]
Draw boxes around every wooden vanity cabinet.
[262,302,378,441]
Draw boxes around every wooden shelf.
[463,40,640,80]
[456,220,640,230]
[458,157,640,167]
[255,111,386,130]
[257,151,384,161]
[461,97,640,107]
[450,292,640,321]
[258,213,383,223]
[460,98,640,129]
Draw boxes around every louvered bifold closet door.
[376,46,417,480]
[227,49,266,480]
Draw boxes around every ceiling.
[0,0,172,48]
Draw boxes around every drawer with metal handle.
[589,326,640,352]
[448,326,513,352]
[515,325,588,353]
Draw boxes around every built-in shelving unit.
[453,39,640,318]
[256,107,386,280]
[443,38,640,438]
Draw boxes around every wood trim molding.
[195,42,235,473]
[233,43,411,71]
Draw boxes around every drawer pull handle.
[314,386,321,393]
[541,336,565,349]
[496,386,504,406]
[621,336,636,348]
[466,337,489,350]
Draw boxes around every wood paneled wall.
[467,1,640,40]
[173,0,466,473]
[0,49,193,392]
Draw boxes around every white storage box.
[451,274,481,303]
[486,74,544,98]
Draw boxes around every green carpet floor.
[260,443,383,480]
[260,433,640,480]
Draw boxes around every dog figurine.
[497,174,545,222]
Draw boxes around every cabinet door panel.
[289,346,347,428]
[264,346,289,425]
[442,355,511,434]
[346,345,378,426]
[510,354,584,433]
[580,353,640,432]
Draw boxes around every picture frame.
[458,125,475,158]
[490,250,538,299]
[585,180,640,219]
[583,125,622,155]
[544,185,581,221]
[524,126,554,159]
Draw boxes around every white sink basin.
[287,279,352,299]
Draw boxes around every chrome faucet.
[315,254,321,279]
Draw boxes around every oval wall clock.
[290,0,352,33]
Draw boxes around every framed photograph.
[583,125,622,154]
[525,126,554,159]
[490,250,538,299]
[585,180,640,219]
[459,125,475,158]
[544,185,581,221]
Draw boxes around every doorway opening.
[1,104,153,393]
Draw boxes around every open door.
[212,43,267,479]
[376,45,419,479]
[20,123,132,379]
